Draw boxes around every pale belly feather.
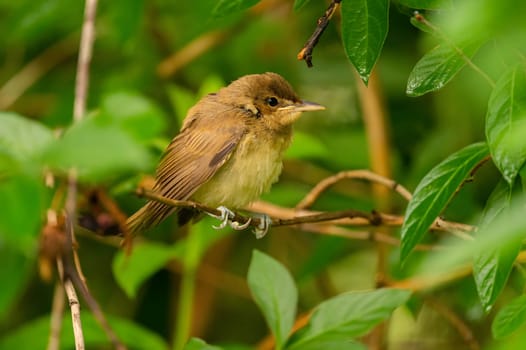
[192,131,291,209]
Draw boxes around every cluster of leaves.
[2,0,526,349]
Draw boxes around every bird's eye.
[266,97,279,107]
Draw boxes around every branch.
[297,0,341,67]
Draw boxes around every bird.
[126,72,325,237]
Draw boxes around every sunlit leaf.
[248,250,297,349]
[492,294,526,339]
[473,180,519,311]
[400,142,489,262]
[486,64,526,185]
[406,42,480,97]
[287,289,411,350]
[0,312,167,350]
[184,338,223,350]
[341,0,389,84]
[212,0,261,17]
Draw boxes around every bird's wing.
[154,110,247,201]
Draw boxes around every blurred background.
[0,0,514,349]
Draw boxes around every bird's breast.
[192,129,292,208]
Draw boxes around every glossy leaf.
[113,241,182,298]
[212,0,261,17]
[0,312,167,350]
[492,294,526,339]
[184,338,223,350]
[341,0,389,84]
[248,250,297,349]
[486,64,526,184]
[473,180,520,311]
[397,0,445,10]
[406,42,480,97]
[400,142,489,262]
[287,289,410,350]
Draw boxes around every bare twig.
[297,170,412,209]
[74,0,97,121]
[297,0,341,67]
[47,283,66,350]
[57,258,84,350]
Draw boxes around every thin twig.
[296,170,413,210]
[47,282,66,350]
[74,0,97,121]
[297,0,341,67]
[57,258,84,350]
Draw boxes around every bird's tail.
[126,201,175,236]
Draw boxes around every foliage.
[1,0,526,349]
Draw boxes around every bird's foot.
[209,206,271,238]
[252,214,272,239]
[210,206,251,231]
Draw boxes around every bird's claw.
[253,214,272,239]
[210,206,251,231]
[209,207,271,238]
[211,206,235,229]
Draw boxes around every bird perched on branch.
[126,72,325,237]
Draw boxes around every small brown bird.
[127,72,324,236]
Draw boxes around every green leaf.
[0,112,54,162]
[293,0,311,11]
[113,241,182,298]
[492,294,526,339]
[400,142,489,262]
[486,64,526,185]
[212,0,261,17]
[247,250,298,349]
[43,115,153,182]
[397,0,445,10]
[406,42,480,97]
[287,289,411,350]
[417,194,526,278]
[184,338,223,350]
[101,91,166,142]
[0,247,34,322]
[341,0,390,84]
[0,312,168,350]
[473,180,520,311]
[0,175,48,253]
[285,131,328,160]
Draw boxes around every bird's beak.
[279,100,325,112]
